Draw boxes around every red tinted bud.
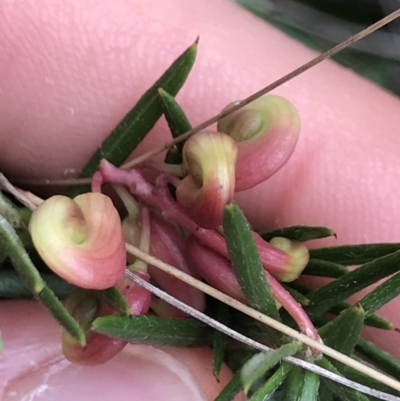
[176,130,238,228]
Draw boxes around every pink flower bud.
[217,95,300,191]
[148,215,206,316]
[268,237,309,282]
[251,233,309,282]
[187,235,246,302]
[29,193,126,290]
[116,271,152,315]
[176,130,238,229]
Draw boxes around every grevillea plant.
[2,19,400,401]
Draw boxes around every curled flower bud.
[217,95,300,191]
[268,237,310,282]
[29,193,126,290]
[176,130,238,229]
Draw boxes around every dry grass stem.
[125,242,400,393]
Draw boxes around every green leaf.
[214,372,243,401]
[305,250,400,317]
[356,338,400,379]
[0,192,25,229]
[68,39,198,196]
[92,315,212,347]
[303,259,349,278]
[0,269,74,299]
[281,365,304,400]
[319,304,364,356]
[285,282,394,330]
[241,342,302,394]
[261,225,335,242]
[358,272,400,317]
[297,371,320,401]
[37,286,86,345]
[223,203,280,320]
[341,362,400,397]
[0,215,85,344]
[317,358,370,401]
[328,301,394,331]
[159,88,192,165]
[309,243,400,265]
[98,287,130,315]
[283,285,310,306]
[249,363,292,401]
[212,303,229,380]
[281,364,320,401]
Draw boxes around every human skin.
[1,0,400,399]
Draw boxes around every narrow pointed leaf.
[285,282,393,330]
[249,363,292,401]
[159,88,192,165]
[328,301,395,331]
[358,272,400,317]
[212,303,229,380]
[38,286,86,345]
[0,191,25,229]
[281,365,319,401]
[223,203,280,320]
[98,287,130,315]
[309,243,400,265]
[0,331,3,353]
[281,365,304,400]
[306,250,400,317]
[0,269,74,299]
[283,285,310,305]
[303,259,349,278]
[0,215,85,344]
[319,304,364,356]
[159,88,191,138]
[341,363,400,397]
[297,371,319,401]
[317,358,370,401]
[261,225,335,242]
[356,338,400,379]
[241,342,302,394]
[68,39,198,196]
[92,315,212,346]
[214,372,243,401]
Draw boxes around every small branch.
[125,270,400,401]
[0,173,39,210]
[125,243,400,394]
[121,8,400,170]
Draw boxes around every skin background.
[0,0,400,399]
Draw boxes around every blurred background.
[236,0,400,96]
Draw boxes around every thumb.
[0,301,242,401]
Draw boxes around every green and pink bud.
[252,233,309,282]
[61,289,127,365]
[62,272,152,365]
[176,130,238,229]
[217,95,300,191]
[29,193,126,290]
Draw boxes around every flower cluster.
[29,95,319,365]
